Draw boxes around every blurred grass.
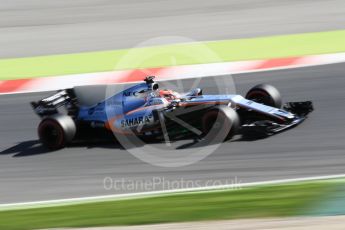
[0,30,345,80]
[0,181,338,230]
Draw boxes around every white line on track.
[1,174,344,211]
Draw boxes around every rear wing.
[31,89,78,117]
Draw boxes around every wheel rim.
[39,120,64,149]
[202,111,231,135]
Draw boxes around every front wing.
[241,101,313,135]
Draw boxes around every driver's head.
[159,89,180,101]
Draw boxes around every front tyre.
[38,114,76,150]
[245,84,282,108]
[201,106,240,143]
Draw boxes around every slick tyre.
[38,114,76,150]
[245,84,282,108]
[201,106,240,143]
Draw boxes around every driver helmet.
[159,89,181,101]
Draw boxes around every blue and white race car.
[31,76,313,150]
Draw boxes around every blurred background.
[1,0,345,58]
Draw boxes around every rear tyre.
[201,106,240,143]
[245,84,282,108]
[38,114,76,150]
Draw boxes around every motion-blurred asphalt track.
[1,0,345,57]
[0,0,345,203]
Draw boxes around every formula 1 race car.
[31,76,313,150]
